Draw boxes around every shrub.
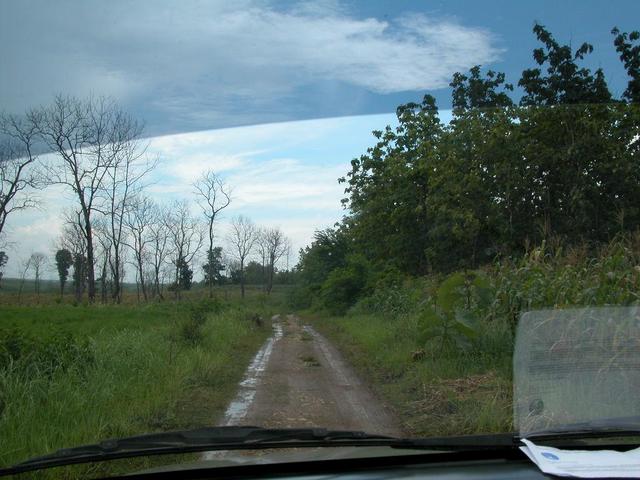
[319,254,370,315]
[178,304,209,347]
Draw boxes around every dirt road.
[218,314,402,436]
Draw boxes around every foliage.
[202,247,225,286]
[612,27,640,103]
[295,25,640,312]
[319,254,371,315]
[289,228,349,309]
[418,272,491,352]
[490,235,640,328]
[518,24,611,106]
[315,312,513,437]
[176,257,193,291]
[72,253,87,295]
[55,248,73,296]
[177,300,223,346]
[313,232,640,438]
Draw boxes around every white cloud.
[1,1,500,129]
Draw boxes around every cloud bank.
[1,1,500,132]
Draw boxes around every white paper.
[521,439,640,478]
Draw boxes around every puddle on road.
[202,321,283,461]
[222,322,284,426]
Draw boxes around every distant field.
[0,277,293,305]
[0,292,283,477]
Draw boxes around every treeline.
[0,97,292,303]
[293,25,640,313]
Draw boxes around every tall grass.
[0,300,272,477]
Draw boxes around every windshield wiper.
[4,425,639,477]
[0,427,528,476]
[0,426,399,476]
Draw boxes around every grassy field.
[0,292,283,478]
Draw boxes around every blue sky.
[1,0,637,278]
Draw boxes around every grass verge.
[312,312,513,437]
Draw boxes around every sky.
[1,0,638,279]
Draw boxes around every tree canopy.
[296,24,640,312]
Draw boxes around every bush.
[319,254,370,315]
[178,303,209,347]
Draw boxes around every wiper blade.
[8,425,637,477]
[0,426,396,476]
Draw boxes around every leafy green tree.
[340,95,442,274]
[176,257,193,291]
[229,260,260,285]
[72,253,87,302]
[55,249,73,297]
[296,24,640,312]
[291,228,349,307]
[202,247,225,287]
[319,254,370,315]
[450,65,513,111]
[612,27,640,103]
[519,24,611,106]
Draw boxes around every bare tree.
[29,252,47,296]
[228,215,257,299]
[193,170,231,298]
[93,218,113,304]
[17,255,32,302]
[99,132,154,304]
[32,96,142,303]
[149,203,170,299]
[255,228,269,290]
[124,195,156,302]
[166,200,204,299]
[0,114,40,242]
[262,227,290,294]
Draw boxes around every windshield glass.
[1,0,640,477]
[515,307,640,436]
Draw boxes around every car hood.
[130,446,427,475]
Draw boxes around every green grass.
[0,298,275,478]
[312,312,513,437]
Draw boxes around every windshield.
[1,0,640,477]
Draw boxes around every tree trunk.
[208,247,214,299]
[100,256,108,304]
[112,254,121,303]
[240,259,245,299]
[84,217,96,303]
[137,253,147,302]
